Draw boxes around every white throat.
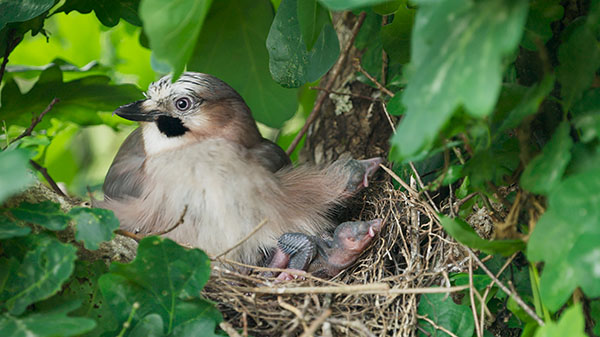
[142,123,189,156]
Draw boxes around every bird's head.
[114,72,261,150]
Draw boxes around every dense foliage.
[0,0,599,336]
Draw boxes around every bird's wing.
[250,138,291,172]
[103,127,147,200]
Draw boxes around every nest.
[203,182,469,337]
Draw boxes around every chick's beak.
[114,100,164,122]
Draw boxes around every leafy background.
[1,0,599,336]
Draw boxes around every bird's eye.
[175,97,192,111]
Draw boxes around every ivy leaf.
[390,0,528,162]
[381,3,415,65]
[317,0,390,10]
[418,292,474,337]
[528,171,600,311]
[572,88,600,143]
[297,0,330,51]
[56,0,142,27]
[139,0,212,78]
[69,207,119,250]
[267,0,340,88]
[521,121,573,195]
[0,149,35,204]
[0,215,31,239]
[493,75,555,134]
[188,0,297,128]
[521,0,564,51]
[0,301,96,337]
[440,216,525,256]
[0,66,143,129]
[0,0,54,31]
[32,260,118,337]
[98,237,217,335]
[11,201,71,231]
[129,314,164,337]
[2,235,77,315]
[533,304,587,337]
[557,18,600,111]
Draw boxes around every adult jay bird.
[97,72,381,266]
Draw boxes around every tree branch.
[10,98,60,145]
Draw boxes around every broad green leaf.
[381,3,415,65]
[0,0,54,31]
[418,292,474,337]
[129,314,164,337]
[317,0,389,10]
[69,207,119,250]
[533,304,587,337]
[557,19,600,111]
[386,92,405,116]
[0,66,143,129]
[494,76,555,134]
[2,235,77,315]
[373,0,402,15]
[267,0,340,88]
[528,170,600,311]
[0,215,31,239]
[0,301,96,337]
[32,260,117,337]
[297,0,330,50]
[592,301,600,336]
[171,300,223,337]
[139,0,212,78]
[188,0,297,128]
[99,237,216,335]
[521,121,573,195]
[572,88,600,143]
[440,216,525,256]
[463,136,520,189]
[521,0,564,51]
[390,0,528,162]
[0,149,35,204]
[11,201,71,231]
[57,0,142,27]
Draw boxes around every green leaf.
[493,76,555,134]
[139,0,212,78]
[0,66,143,129]
[463,136,520,189]
[520,121,573,195]
[69,207,119,250]
[528,170,600,311]
[440,216,525,256]
[10,201,71,231]
[57,0,142,27]
[373,0,402,15]
[0,215,31,239]
[557,19,600,111]
[297,0,330,51]
[0,149,35,204]
[418,292,474,337]
[390,0,528,161]
[0,301,96,337]
[188,0,297,128]
[521,0,564,51]
[32,260,117,337]
[267,0,340,88]
[572,88,600,143]
[2,235,77,315]
[0,0,54,31]
[533,304,587,337]
[381,3,415,65]
[129,314,164,337]
[317,0,390,10]
[98,237,217,335]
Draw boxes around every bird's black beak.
[114,100,164,122]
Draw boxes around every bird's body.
[98,72,380,265]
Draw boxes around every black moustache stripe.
[156,115,189,137]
